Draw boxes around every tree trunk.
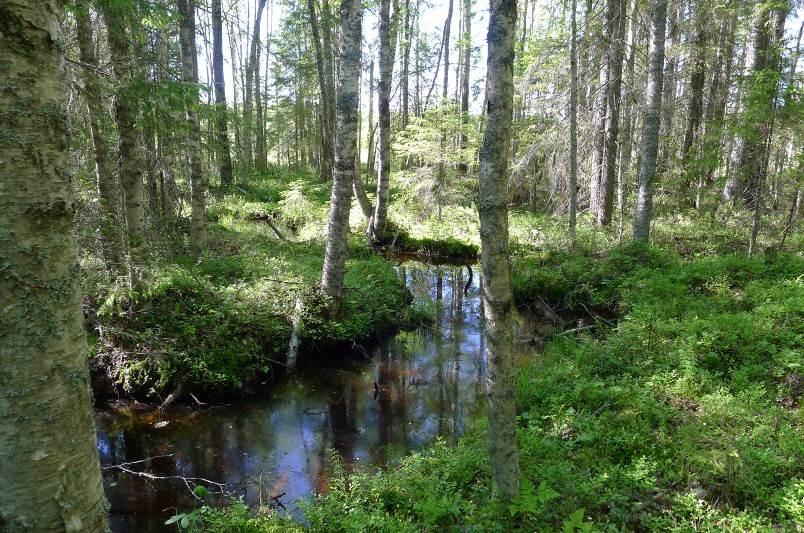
[589,0,614,216]
[479,0,520,501]
[101,2,146,289]
[457,0,472,174]
[212,0,234,187]
[244,0,268,171]
[597,0,627,226]
[681,4,706,201]
[75,4,122,275]
[617,0,640,237]
[657,0,679,175]
[401,0,412,130]
[568,0,579,247]
[178,0,206,259]
[633,0,667,241]
[736,1,788,208]
[321,0,362,316]
[366,59,376,178]
[309,0,335,181]
[0,2,108,529]
[371,0,395,241]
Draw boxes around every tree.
[634,0,668,241]
[309,0,336,182]
[243,0,268,171]
[479,0,520,500]
[733,0,789,208]
[212,0,235,188]
[457,0,472,174]
[0,1,108,529]
[178,0,206,258]
[568,0,579,247]
[321,0,362,316]
[101,1,146,289]
[75,2,122,275]
[597,0,627,226]
[371,0,396,241]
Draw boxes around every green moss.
[198,250,804,531]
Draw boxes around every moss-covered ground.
[184,186,803,531]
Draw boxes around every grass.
[84,169,418,400]
[196,244,803,531]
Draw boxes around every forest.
[0,0,802,530]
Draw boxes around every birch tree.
[212,0,234,188]
[101,1,146,289]
[0,1,108,528]
[634,0,668,241]
[479,0,520,500]
[371,0,396,241]
[321,0,362,316]
[178,0,206,258]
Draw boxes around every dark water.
[95,261,547,531]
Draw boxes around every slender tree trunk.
[569,0,579,247]
[0,2,108,529]
[479,0,520,501]
[633,0,667,241]
[371,0,396,241]
[617,0,639,237]
[366,59,377,179]
[178,0,206,258]
[309,0,335,181]
[457,0,472,174]
[244,0,268,171]
[681,4,706,202]
[657,0,679,175]
[101,2,146,289]
[597,0,627,226]
[212,0,234,187]
[321,0,362,316]
[156,27,179,223]
[76,4,122,275]
[736,1,788,208]
[590,0,614,215]
[702,8,736,188]
[401,0,412,130]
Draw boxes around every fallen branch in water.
[103,455,227,500]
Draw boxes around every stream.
[95,260,550,531]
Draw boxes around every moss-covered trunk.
[478,0,520,500]
[0,2,108,529]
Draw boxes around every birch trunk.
[371,0,395,241]
[569,0,579,247]
[101,2,146,289]
[309,0,335,182]
[0,2,108,529]
[457,0,472,174]
[212,0,234,187]
[321,0,362,316]
[178,0,206,258]
[479,0,520,500]
[597,0,627,226]
[633,0,667,241]
[76,4,122,275]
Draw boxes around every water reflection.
[96,261,489,531]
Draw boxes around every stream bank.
[97,259,508,531]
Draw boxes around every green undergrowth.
[85,170,428,400]
[198,246,803,531]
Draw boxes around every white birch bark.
[479,0,520,500]
[0,2,108,529]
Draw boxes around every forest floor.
[84,169,446,402]
[141,168,804,531]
